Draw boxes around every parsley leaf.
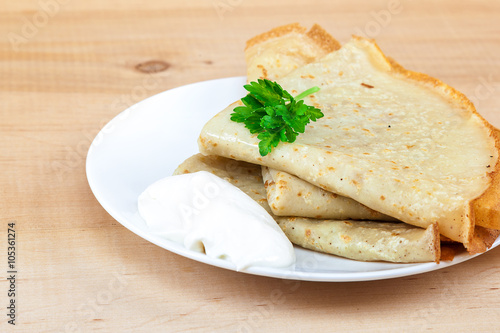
[230,79,323,156]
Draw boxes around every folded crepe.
[278,218,438,263]
[174,154,440,263]
[262,166,396,220]
[198,26,500,251]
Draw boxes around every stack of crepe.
[175,23,500,263]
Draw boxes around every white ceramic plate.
[86,77,500,282]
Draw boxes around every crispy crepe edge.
[245,23,341,53]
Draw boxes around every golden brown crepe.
[198,29,500,251]
[174,154,440,263]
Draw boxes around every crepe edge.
[305,24,342,53]
[470,128,500,231]
[245,23,341,54]
[430,223,441,263]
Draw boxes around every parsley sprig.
[230,79,324,156]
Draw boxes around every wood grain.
[1,0,500,331]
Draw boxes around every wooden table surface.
[2,0,500,331]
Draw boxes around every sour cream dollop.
[137,171,295,270]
